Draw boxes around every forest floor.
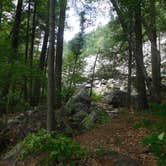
[0,105,158,166]
[74,108,157,166]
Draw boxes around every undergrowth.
[90,91,103,102]
[134,103,166,165]
[20,129,88,165]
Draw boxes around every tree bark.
[149,0,161,102]
[10,0,23,62]
[0,3,2,29]
[0,0,23,119]
[24,0,31,101]
[29,1,37,105]
[90,50,100,97]
[110,0,133,107]
[29,1,37,66]
[54,0,67,109]
[134,3,148,110]
[127,36,132,108]
[47,0,56,131]
[40,28,49,70]
[25,0,31,63]
[33,27,49,105]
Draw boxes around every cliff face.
[85,33,166,79]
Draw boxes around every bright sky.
[64,1,111,41]
[13,0,111,42]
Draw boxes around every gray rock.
[81,111,97,130]
[3,143,23,160]
[66,87,91,114]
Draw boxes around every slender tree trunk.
[29,1,37,105]
[24,0,31,101]
[0,4,2,29]
[10,0,23,62]
[90,50,100,97]
[149,0,161,102]
[47,0,56,131]
[134,3,148,110]
[25,0,31,63]
[33,28,49,105]
[127,37,132,108]
[54,0,67,109]
[110,0,133,107]
[40,28,49,70]
[29,1,37,66]
[69,54,78,89]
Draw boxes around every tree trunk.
[25,0,31,63]
[10,0,23,62]
[24,0,31,101]
[127,36,132,108]
[54,0,67,109]
[134,3,148,110]
[0,0,23,120]
[0,3,2,29]
[149,0,161,102]
[33,27,49,105]
[1,0,23,100]
[29,1,37,105]
[47,0,56,131]
[90,50,100,97]
[40,28,49,70]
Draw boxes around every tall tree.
[143,0,161,102]
[1,0,23,100]
[10,0,23,62]
[29,1,37,67]
[134,1,148,109]
[54,0,67,109]
[110,0,134,108]
[29,0,37,105]
[47,0,56,131]
[24,0,31,101]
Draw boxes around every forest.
[0,0,166,165]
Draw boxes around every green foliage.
[6,90,30,113]
[142,132,166,165]
[61,86,75,102]
[90,91,103,102]
[149,103,166,116]
[133,118,154,129]
[139,103,166,165]
[95,110,111,124]
[21,129,87,165]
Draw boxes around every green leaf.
[158,132,165,141]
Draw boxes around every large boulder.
[66,87,91,115]
[102,91,138,108]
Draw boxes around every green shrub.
[149,103,166,116]
[142,132,166,165]
[90,91,103,102]
[96,110,111,124]
[21,129,87,165]
[133,118,154,129]
[61,86,75,102]
[6,91,30,113]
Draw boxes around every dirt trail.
[75,109,157,166]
